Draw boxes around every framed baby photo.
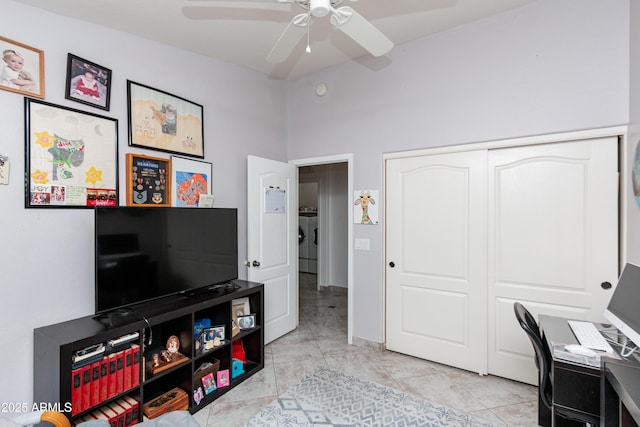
[0,35,44,98]
[65,53,112,111]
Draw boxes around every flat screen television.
[603,263,640,347]
[95,206,238,314]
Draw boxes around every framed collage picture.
[25,98,118,208]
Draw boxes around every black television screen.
[95,207,238,314]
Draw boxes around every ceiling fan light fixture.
[310,0,331,17]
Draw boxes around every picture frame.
[127,80,204,158]
[25,98,118,208]
[0,36,44,98]
[193,386,204,405]
[231,297,250,337]
[201,373,216,395]
[238,314,256,330]
[203,325,225,342]
[65,53,111,111]
[125,153,171,207]
[232,297,250,317]
[171,156,212,207]
[216,369,230,388]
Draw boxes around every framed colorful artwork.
[171,155,212,207]
[25,98,118,208]
[65,53,112,111]
[353,190,379,225]
[125,153,171,207]
[127,80,204,158]
[0,35,44,98]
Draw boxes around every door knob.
[601,281,612,290]
[252,260,261,267]
[389,262,395,268]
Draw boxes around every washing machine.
[308,215,318,274]
[298,216,309,273]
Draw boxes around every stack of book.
[74,395,140,426]
[71,343,141,416]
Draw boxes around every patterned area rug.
[245,367,504,427]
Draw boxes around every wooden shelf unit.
[34,280,264,424]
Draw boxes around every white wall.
[286,0,631,343]
[0,0,286,406]
[627,0,640,266]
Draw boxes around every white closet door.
[487,137,619,384]
[385,150,488,374]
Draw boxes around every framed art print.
[25,98,118,208]
[126,153,171,207]
[171,155,212,207]
[127,80,204,158]
[0,35,44,98]
[65,53,112,111]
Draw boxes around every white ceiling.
[12,0,535,79]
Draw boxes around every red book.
[116,350,125,394]
[99,356,109,402]
[81,365,92,412]
[123,348,133,391]
[108,402,126,427]
[98,405,119,427]
[87,410,111,426]
[90,361,101,407]
[113,399,134,426]
[122,395,140,425]
[130,344,140,387]
[107,353,117,398]
[71,367,83,415]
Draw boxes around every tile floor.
[192,273,539,427]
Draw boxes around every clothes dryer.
[298,216,309,273]
[308,215,318,274]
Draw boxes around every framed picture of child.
[65,54,111,111]
[0,36,44,99]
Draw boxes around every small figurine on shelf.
[166,335,180,354]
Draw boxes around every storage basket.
[193,358,220,389]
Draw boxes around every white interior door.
[247,155,298,344]
[487,137,619,384]
[385,150,488,374]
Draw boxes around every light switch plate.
[355,238,370,251]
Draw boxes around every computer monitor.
[603,263,640,346]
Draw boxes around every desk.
[539,315,602,426]
[602,359,640,426]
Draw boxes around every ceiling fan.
[187,0,394,63]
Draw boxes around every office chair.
[513,302,597,427]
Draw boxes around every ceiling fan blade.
[330,6,393,57]
[187,0,292,2]
[267,12,310,63]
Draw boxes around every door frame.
[290,153,354,344]
[383,126,630,344]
